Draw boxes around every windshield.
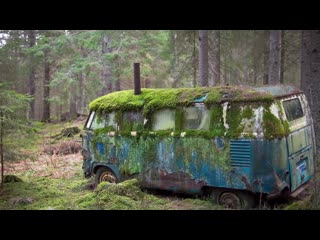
[283,98,304,122]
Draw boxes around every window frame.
[282,98,304,122]
[120,111,145,131]
[182,103,210,131]
[85,111,117,131]
[151,109,176,131]
[84,111,95,130]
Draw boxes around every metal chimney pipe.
[134,63,141,95]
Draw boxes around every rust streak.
[142,169,206,192]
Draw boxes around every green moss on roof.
[89,90,146,114]
[89,86,274,116]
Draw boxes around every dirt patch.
[4,152,83,179]
[41,140,82,155]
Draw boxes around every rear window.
[282,98,304,122]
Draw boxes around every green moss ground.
[0,165,222,210]
[0,121,222,210]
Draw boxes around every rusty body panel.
[141,169,207,193]
[83,133,305,195]
[82,85,315,202]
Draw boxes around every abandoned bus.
[81,85,315,208]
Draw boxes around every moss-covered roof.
[253,85,302,98]
[89,85,300,115]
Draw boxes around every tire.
[95,167,118,186]
[217,191,255,210]
[218,192,241,209]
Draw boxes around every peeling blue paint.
[96,142,105,155]
[215,137,225,150]
[194,94,208,103]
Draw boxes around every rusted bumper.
[290,180,313,198]
[266,171,290,200]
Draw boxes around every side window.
[152,109,176,131]
[89,112,116,130]
[121,111,144,131]
[282,98,304,122]
[183,104,210,130]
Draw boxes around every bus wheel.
[218,192,241,209]
[218,191,255,209]
[95,167,117,186]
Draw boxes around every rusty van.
[81,85,315,209]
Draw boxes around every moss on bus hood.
[89,86,274,116]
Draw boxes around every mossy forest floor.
[0,120,224,210]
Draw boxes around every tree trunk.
[268,30,281,85]
[212,30,221,86]
[244,66,249,85]
[69,82,77,120]
[193,30,197,88]
[263,30,270,85]
[171,32,180,88]
[28,30,36,119]
[100,35,113,95]
[42,48,50,122]
[172,75,179,88]
[280,30,285,84]
[0,110,3,189]
[114,55,121,91]
[77,73,84,114]
[145,78,151,88]
[224,58,229,85]
[301,30,320,162]
[77,45,86,115]
[253,31,259,85]
[199,30,208,87]
[81,72,88,113]
[114,77,120,91]
[59,104,62,120]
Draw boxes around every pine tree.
[0,83,31,189]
